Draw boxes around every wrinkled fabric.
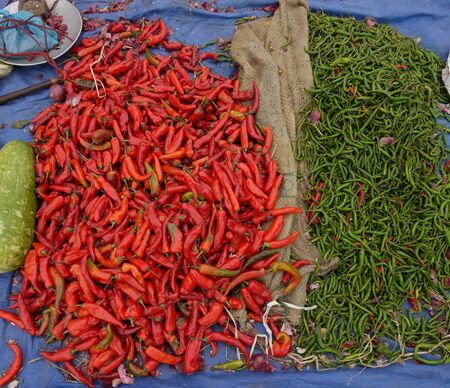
[0,10,58,54]
[230,0,339,327]
[0,1,449,387]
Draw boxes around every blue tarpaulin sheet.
[0,0,449,386]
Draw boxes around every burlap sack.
[230,0,338,325]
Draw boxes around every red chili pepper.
[198,302,224,327]
[0,341,23,386]
[206,332,250,365]
[262,126,272,154]
[227,297,244,310]
[190,269,214,290]
[356,182,364,208]
[104,41,124,64]
[247,280,272,302]
[145,345,182,365]
[87,258,112,284]
[199,264,240,278]
[64,361,94,388]
[67,316,99,338]
[167,222,184,253]
[17,294,37,335]
[183,326,205,374]
[52,313,72,340]
[240,287,262,316]
[268,206,301,216]
[117,272,146,292]
[408,297,419,312]
[265,173,283,210]
[117,281,145,303]
[23,249,42,292]
[224,268,265,296]
[264,230,300,249]
[263,215,284,242]
[0,310,25,330]
[80,303,125,329]
[96,175,121,208]
[282,259,312,283]
[271,331,292,358]
[271,261,301,294]
[49,266,65,311]
[41,347,75,362]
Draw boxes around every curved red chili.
[0,341,23,386]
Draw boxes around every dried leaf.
[12,120,31,129]
[85,17,107,32]
[340,340,357,350]
[81,0,133,14]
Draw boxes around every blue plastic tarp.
[0,0,449,386]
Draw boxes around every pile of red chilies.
[0,18,304,386]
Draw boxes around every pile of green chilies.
[295,13,450,367]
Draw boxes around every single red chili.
[224,268,265,296]
[240,287,263,316]
[247,280,272,302]
[41,347,75,362]
[183,326,205,374]
[145,345,182,365]
[198,301,224,327]
[51,313,72,340]
[271,331,292,358]
[282,259,312,283]
[49,266,65,311]
[0,310,25,330]
[271,261,301,295]
[268,206,301,216]
[0,341,23,386]
[263,215,284,242]
[17,294,37,335]
[264,230,300,249]
[79,303,125,329]
[206,332,250,365]
[64,361,94,388]
[227,297,244,310]
[265,173,283,210]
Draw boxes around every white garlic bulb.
[0,62,13,78]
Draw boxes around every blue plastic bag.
[0,10,58,54]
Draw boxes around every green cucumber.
[0,140,36,272]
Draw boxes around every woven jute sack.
[230,0,338,326]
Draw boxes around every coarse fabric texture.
[230,0,338,325]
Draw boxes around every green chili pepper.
[212,359,246,371]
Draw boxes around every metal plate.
[0,0,82,66]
